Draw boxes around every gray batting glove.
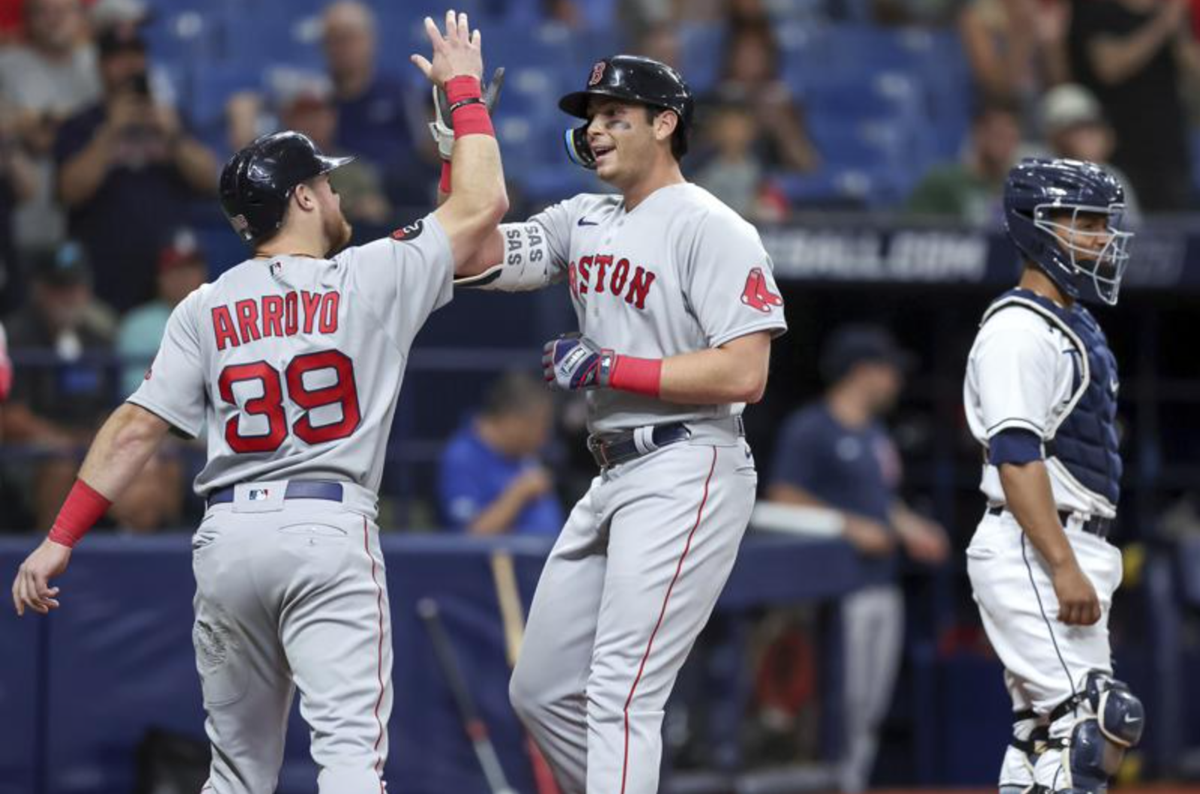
[429,66,506,161]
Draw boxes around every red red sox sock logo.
[741,267,783,313]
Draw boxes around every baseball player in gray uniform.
[449,55,788,793]
[11,12,508,793]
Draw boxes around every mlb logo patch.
[249,488,271,501]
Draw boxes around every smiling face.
[585,97,678,188]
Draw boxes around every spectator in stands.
[872,0,961,25]
[115,228,206,396]
[0,101,39,313]
[226,70,393,227]
[766,325,948,793]
[906,99,1020,226]
[55,20,216,314]
[322,0,432,205]
[694,100,785,222]
[634,22,682,68]
[1068,0,1200,211]
[438,372,563,536]
[1,242,116,530]
[1039,83,1141,221]
[959,0,1070,129]
[278,73,392,226]
[711,21,820,173]
[0,0,100,255]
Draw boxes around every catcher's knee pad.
[1056,671,1144,794]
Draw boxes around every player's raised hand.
[1051,561,1101,626]
[11,538,71,616]
[410,10,483,88]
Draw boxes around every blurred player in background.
[964,158,1142,794]
[767,324,948,792]
[12,10,508,793]
[438,370,563,536]
[447,53,788,793]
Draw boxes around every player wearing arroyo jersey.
[446,55,787,794]
[11,12,507,794]
[964,159,1142,794]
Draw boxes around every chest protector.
[983,288,1121,509]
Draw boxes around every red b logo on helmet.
[588,61,606,87]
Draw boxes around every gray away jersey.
[529,183,788,433]
[128,214,454,497]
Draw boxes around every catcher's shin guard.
[1054,672,1144,794]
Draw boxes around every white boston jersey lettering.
[529,183,787,433]
[963,304,1112,516]
[128,213,454,496]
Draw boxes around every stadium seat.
[677,22,726,96]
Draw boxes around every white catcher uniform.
[127,214,455,793]
[963,290,1124,793]
[500,183,788,794]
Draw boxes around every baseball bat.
[417,597,518,794]
[490,551,561,794]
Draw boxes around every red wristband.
[439,161,452,194]
[47,479,111,548]
[446,76,494,138]
[446,75,482,104]
[608,354,663,398]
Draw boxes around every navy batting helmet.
[559,55,693,169]
[1004,158,1133,306]
[219,131,353,245]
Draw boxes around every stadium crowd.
[0,0,1197,531]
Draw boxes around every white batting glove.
[429,67,505,161]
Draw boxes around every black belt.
[207,480,344,508]
[986,505,1112,540]
[587,422,692,468]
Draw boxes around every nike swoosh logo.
[1124,715,1140,723]
[577,218,599,227]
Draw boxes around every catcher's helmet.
[558,55,693,169]
[219,131,353,245]
[1004,158,1133,306]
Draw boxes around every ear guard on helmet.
[564,124,596,170]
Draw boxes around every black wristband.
[448,97,485,114]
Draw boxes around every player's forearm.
[173,136,218,196]
[447,136,506,223]
[75,403,171,502]
[467,486,529,535]
[58,129,117,207]
[659,337,769,405]
[1090,15,1177,85]
[998,461,1077,570]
